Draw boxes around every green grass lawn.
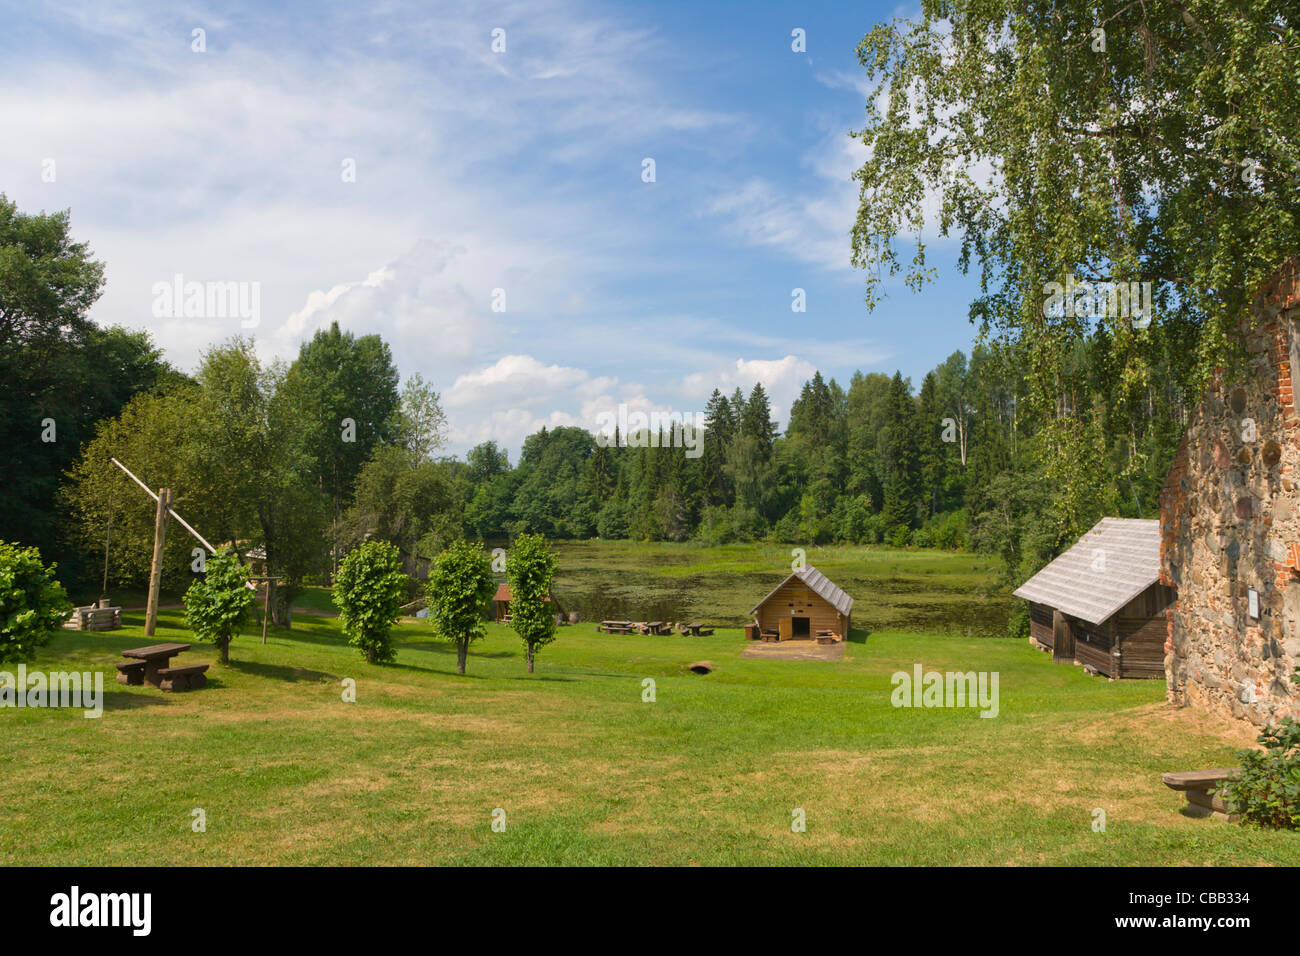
[4,564,1297,866]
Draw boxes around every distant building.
[491,583,565,623]
[1014,518,1172,679]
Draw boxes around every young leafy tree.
[61,385,204,590]
[427,539,494,675]
[190,340,329,626]
[332,540,408,664]
[396,372,448,461]
[183,549,255,664]
[0,542,72,665]
[506,533,558,673]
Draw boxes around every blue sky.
[0,0,984,456]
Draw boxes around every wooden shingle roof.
[1012,517,1160,625]
[492,583,559,605]
[751,565,853,616]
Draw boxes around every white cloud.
[709,126,868,273]
[680,356,818,427]
[0,1,934,461]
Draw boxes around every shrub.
[729,505,766,542]
[692,506,731,546]
[595,499,629,539]
[889,524,911,548]
[1005,600,1030,640]
[184,549,256,663]
[837,495,871,543]
[0,542,72,665]
[1220,673,1300,829]
[333,541,409,664]
[771,509,800,544]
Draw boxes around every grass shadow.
[99,690,175,711]
[224,660,334,683]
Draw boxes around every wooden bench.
[115,660,146,685]
[156,663,209,692]
[1161,769,1240,820]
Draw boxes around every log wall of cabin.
[755,585,846,637]
[1060,583,1174,678]
[1029,602,1054,649]
[1073,619,1115,675]
[1113,583,1175,679]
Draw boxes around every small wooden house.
[750,565,853,641]
[491,583,565,623]
[1013,517,1173,679]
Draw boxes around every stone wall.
[1161,257,1300,727]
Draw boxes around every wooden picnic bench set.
[114,643,209,693]
[595,620,714,636]
[746,623,842,644]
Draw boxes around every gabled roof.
[751,565,853,616]
[492,584,558,604]
[1012,517,1161,625]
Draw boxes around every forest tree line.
[5,194,1197,617]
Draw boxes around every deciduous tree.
[506,533,558,673]
[427,540,494,675]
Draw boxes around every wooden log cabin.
[1013,517,1173,679]
[491,583,565,623]
[750,565,853,641]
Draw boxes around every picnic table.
[597,620,635,634]
[117,643,209,692]
[677,622,715,636]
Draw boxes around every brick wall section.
[1161,256,1300,726]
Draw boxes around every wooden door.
[1052,609,1075,662]
[779,617,793,641]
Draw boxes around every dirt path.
[742,639,846,661]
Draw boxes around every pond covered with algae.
[547,541,1011,637]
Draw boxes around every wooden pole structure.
[250,575,280,644]
[145,488,171,637]
[110,457,255,592]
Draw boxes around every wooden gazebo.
[491,583,565,623]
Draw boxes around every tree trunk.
[219,633,230,664]
[457,638,467,675]
[527,643,534,673]
[270,582,293,629]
